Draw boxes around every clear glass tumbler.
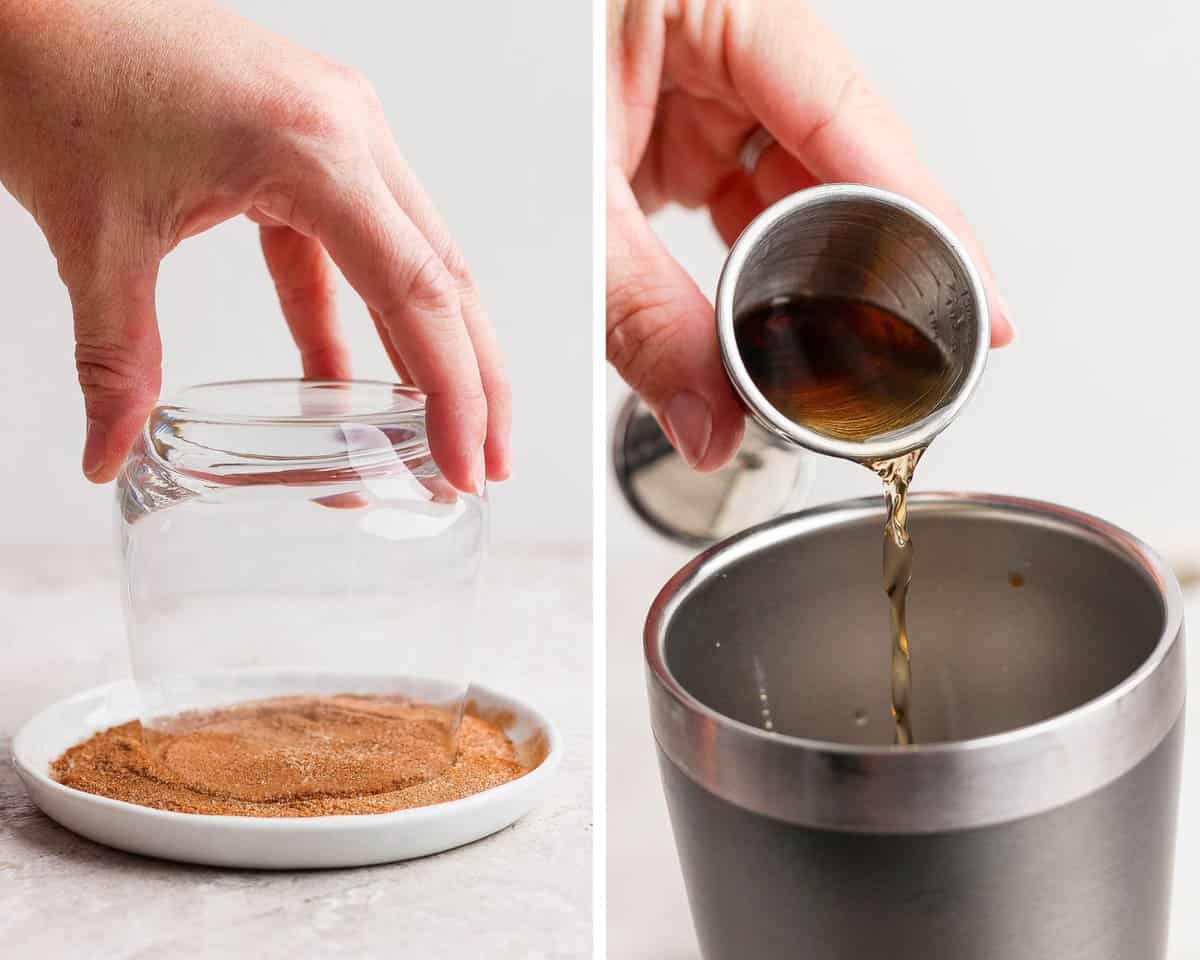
[116,379,486,799]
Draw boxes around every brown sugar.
[50,694,529,817]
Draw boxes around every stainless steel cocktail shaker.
[646,493,1185,959]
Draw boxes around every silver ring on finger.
[738,126,777,174]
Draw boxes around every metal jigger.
[715,183,989,462]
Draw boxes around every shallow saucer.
[11,674,561,869]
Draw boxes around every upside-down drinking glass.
[116,379,486,793]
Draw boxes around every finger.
[369,135,512,481]
[631,88,749,214]
[368,307,411,383]
[313,492,370,509]
[258,225,351,379]
[724,2,1013,346]
[749,144,820,207]
[708,171,762,247]
[712,150,818,247]
[70,267,162,483]
[258,164,486,494]
[607,170,744,471]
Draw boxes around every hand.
[0,0,510,493]
[607,0,1014,471]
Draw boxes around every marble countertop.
[0,544,592,959]
[607,541,1200,960]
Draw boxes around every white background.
[607,3,1200,958]
[0,0,592,548]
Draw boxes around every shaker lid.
[612,393,812,548]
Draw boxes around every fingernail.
[997,294,1017,343]
[488,440,512,483]
[82,418,106,479]
[472,447,486,496]
[664,392,712,469]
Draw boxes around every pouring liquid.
[736,295,952,744]
[872,450,922,745]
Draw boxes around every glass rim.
[157,378,426,424]
[141,378,434,480]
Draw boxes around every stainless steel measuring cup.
[716,183,990,461]
[646,493,1185,959]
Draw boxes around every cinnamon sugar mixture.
[51,694,527,817]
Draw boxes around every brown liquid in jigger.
[736,295,953,745]
[734,295,953,443]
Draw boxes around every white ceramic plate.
[11,675,561,869]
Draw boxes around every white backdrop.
[0,0,591,548]
[609,0,1200,569]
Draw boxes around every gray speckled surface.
[0,545,591,959]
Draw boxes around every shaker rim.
[645,490,1185,761]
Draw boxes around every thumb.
[70,269,162,483]
[607,171,744,471]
